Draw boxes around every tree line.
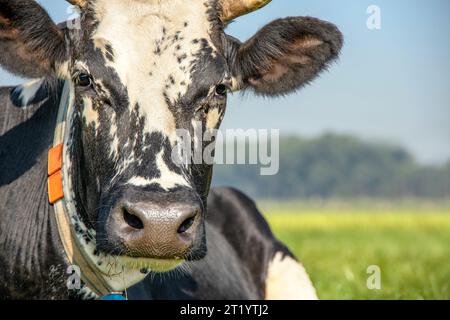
[212,133,450,199]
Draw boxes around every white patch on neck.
[265,252,318,300]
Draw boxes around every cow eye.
[76,73,92,87]
[215,84,228,97]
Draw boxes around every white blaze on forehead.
[92,0,217,142]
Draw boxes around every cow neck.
[48,80,147,298]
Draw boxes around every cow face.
[67,0,229,269]
[0,0,342,272]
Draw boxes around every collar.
[47,80,146,298]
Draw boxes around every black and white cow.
[0,0,342,299]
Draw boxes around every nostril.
[123,208,144,230]
[177,215,196,234]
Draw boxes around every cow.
[0,0,342,299]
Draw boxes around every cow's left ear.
[227,17,343,96]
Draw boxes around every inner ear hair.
[0,0,68,78]
[248,35,325,86]
[235,16,343,96]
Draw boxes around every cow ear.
[229,17,343,96]
[0,0,69,78]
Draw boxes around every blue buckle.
[100,293,127,300]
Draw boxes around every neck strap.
[48,81,126,297]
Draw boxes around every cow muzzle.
[97,189,205,272]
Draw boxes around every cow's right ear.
[0,0,69,78]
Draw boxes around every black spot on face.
[177,54,187,63]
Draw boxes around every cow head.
[0,0,342,273]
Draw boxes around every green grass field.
[261,203,450,300]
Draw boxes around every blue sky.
[1,0,449,164]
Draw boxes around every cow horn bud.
[220,0,272,22]
[66,0,87,8]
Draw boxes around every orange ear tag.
[48,144,64,204]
